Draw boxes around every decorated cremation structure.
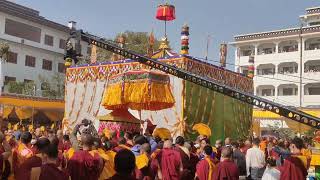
[64,27,253,142]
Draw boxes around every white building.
[0,0,89,96]
[232,7,320,108]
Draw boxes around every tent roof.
[0,93,64,110]
[97,109,140,124]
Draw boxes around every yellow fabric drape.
[0,97,64,109]
[15,107,33,120]
[3,106,13,119]
[284,119,311,133]
[102,81,175,111]
[43,111,64,122]
[252,119,261,135]
[136,153,149,170]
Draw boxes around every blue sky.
[16,0,319,68]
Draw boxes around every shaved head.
[81,133,94,147]
[163,140,173,148]
[140,143,151,154]
[221,147,233,159]
[57,130,63,139]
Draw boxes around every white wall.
[0,11,89,93]
[234,34,320,107]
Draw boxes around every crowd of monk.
[0,120,313,180]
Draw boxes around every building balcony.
[303,48,320,60]
[304,95,320,106]
[274,96,299,107]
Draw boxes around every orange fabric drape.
[43,111,64,122]
[3,106,14,119]
[15,107,33,120]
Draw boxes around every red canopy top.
[156,4,176,21]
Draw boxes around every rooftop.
[0,0,69,33]
[233,6,320,42]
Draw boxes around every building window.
[261,89,274,96]
[25,55,36,67]
[87,47,92,55]
[5,19,41,43]
[42,59,52,71]
[308,87,320,95]
[4,76,16,85]
[283,88,294,96]
[7,52,17,64]
[24,79,34,84]
[58,63,66,73]
[59,39,66,49]
[44,35,54,46]
[257,68,275,75]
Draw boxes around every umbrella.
[192,123,212,137]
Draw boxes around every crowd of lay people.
[0,119,314,180]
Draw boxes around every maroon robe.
[190,152,200,178]
[15,155,42,180]
[67,150,102,180]
[63,141,72,151]
[107,173,137,180]
[196,158,216,180]
[213,159,239,180]
[279,156,308,180]
[174,146,193,179]
[0,149,10,179]
[158,148,182,180]
[134,156,155,180]
[39,163,69,180]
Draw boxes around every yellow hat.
[152,128,171,140]
[192,123,212,137]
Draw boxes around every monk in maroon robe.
[278,137,308,180]
[113,137,131,152]
[196,145,217,180]
[174,136,193,179]
[0,132,11,179]
[37,144,69,180]
[213,147,239,180]
[157,140,183,180]
[134,143,155,180]
[67,128,103,180]
[107,149,137,180]
[15,137,50,180]
[62,135,72,152]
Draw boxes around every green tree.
[7,81,36,95]
[7,81,25,94]
[92,31,161,62]
[38,73,65,99]
[0,42,9,62]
